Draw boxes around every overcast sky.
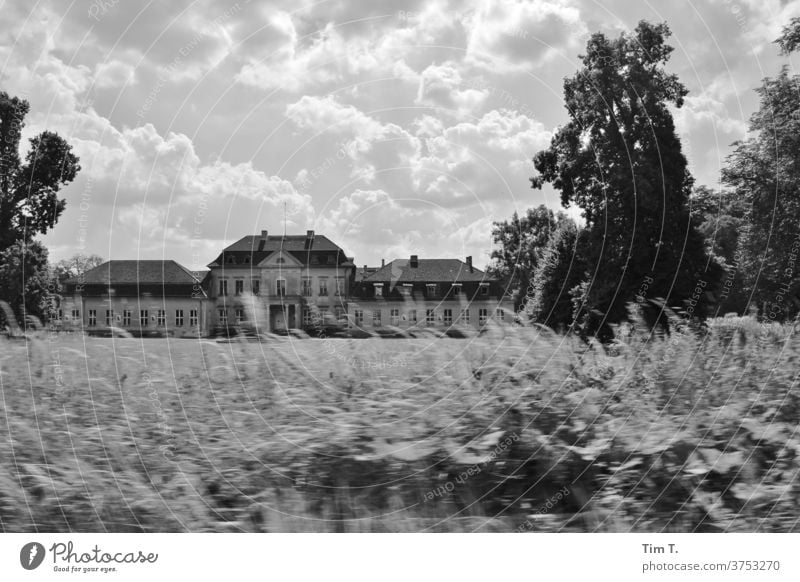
[2,0,798,271]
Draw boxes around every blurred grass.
[1,315,799,532]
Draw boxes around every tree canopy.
[531,21,721,333]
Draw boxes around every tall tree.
[488,204,565,311]
[0,91,80,322]
[532,21,722,333]
[722,69,800,318]
[0,92,80,251]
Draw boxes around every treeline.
[490,19,800,336]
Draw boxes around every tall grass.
[1,316,798,532]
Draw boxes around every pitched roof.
[363,259,491,283]
[67,260,201,285]
[224,234,343,253]
[209,233,352,268]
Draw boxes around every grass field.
[1,316,799,532]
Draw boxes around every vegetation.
[0,91,81,321]
[1,318,798,532]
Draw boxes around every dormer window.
[399,284,412,296]
[243,256,250,264]
[374,283,384,298]
[479,283,489,296]
[311,255,319,265]
[226,256,235,264]
[327,255,335,265]
[452,283,462,296]
[426,283,437,297]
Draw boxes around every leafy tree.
[53,253,104,285]
[0,91,81,321]
[0,240,52,323]
[776,17,800,55]
[0,92,80,251]
[532,21,722,333]
[722,68,800,319]
[488,204,566,310]
[527,217,588,330]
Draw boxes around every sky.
[2,0,799,272]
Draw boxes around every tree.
[776,17,800,55]
[531,21,722,334]
[0,91,81,322]
[0,240,52,323]
[527,217,588,330]
[488,204,565,311]
[53,253,104,285]
[722,68,800,319]
[0,92,80,251]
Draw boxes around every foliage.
[527,217,588,329]
[0,92,80,251]
[532,21,722,332]
[488,205,566,310]
[776,17,800,55]
[1,319,799,532]
[722,67,800,319]
[0,240,52,324]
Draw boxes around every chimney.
[364,264,368,271]
[261,230,268,240]
[381,258,385,268]
[466,256,473,273]
[258,230,267,251]
[304,229,315,249]
[410,255,418,268]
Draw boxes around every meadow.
[1,315,799,532]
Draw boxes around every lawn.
[1,316,799,532]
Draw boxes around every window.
[408,309,417,324]
[374,283,383,298]
[327,255,335,265]
[252,279,260,295]
[479,308,488,325]
[219,279,228,296]
[390,308,399,326]
[88,310,97,326]
[123,310,132,326]
[311,255,319,264]
[426,283,437,297]
[399,284,412,296]
[452,284,461,297]
[461,309,470,325]
[335,306,344,321]
[426,309,435,325]
[480,283,489,296]
[496,308,505,321]
[176,309,184,327]
[235,280,244,296]
[219,309,228,325]
[190,309,198,327]
[373,310,382,327]
[318,277,328,296]
[226,256,235,264]
[443,309,452,326]
[303,307,312,326]
[276,279,286,296]
[243,256,250,264]
[354,309,364,326]
[105,309,114,326]
[235,308,244,324]
[301,277,312,296]
[157,310,166,326]
[71,309,80,321]
[55,309,63,321]
[276,257,285,264]
[335,277,344,296]
[140,310,149,327]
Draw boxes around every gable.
[256,249,304,268]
